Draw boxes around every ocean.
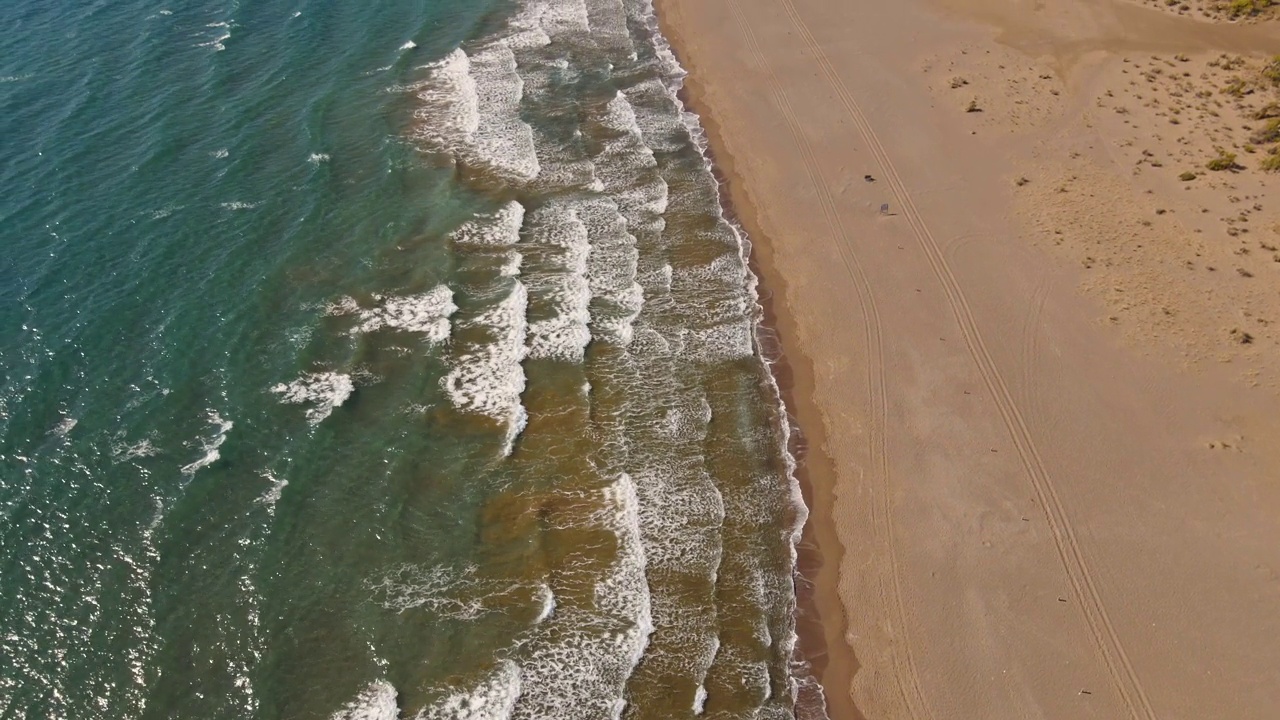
[0,0,816,718]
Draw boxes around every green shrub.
[1263,56,1280,85]
[1222,77,1249,98]
[1206,149,1242,171]
[1226,0,1276,17]
[1251,118,1280,144]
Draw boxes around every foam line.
[442,283,529,443]
[331,681,397,720]
[270,372,354,424]
[525,201,592,362]
[412,47,540,183]
[179,410,233,474]
[416,661,521,720]
[349,286,457,343]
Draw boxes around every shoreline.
[659,8,863,720]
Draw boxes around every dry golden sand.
[926,46,1280,386]
[657,0,1280,717]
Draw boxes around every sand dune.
[657,0,1280,717]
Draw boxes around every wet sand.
[658,0,1280,717]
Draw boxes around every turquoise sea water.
[0,0,817,718]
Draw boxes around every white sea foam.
[633,0,688,88]
[180,410,233,475]
[682,320,754,363]
[211,148,229,159]
[444,206,530,443]
[220,201,261,210]
[591,93,668,250]
[596,474,652,637]
[270,372,353,424]
[256,472,288,514]
[308,152,330,164]
[197,22,231,51]
[413,46,540,183]
[584,0,635,58]
[400,40,417,50]
[413,49,480,149]
[50,417,77,437]
[502,1,552,49]
[416,661,521,720]
[633,461,723,572]
[597,96,659,176]
[595,168,667,250]
[620,79,687,154]
[112,439,159,462]
[366,564,518,620]
[468,44,540,182]
[539,0,591,38]
[498,250,523,277]
[325,295,361,317]
[451,201,524,246]
[534,584,555,623]
[531,153,604,194]
[332,681,398,720]
[576,199,642,345]
[351,286,457,342]
[625,424,724,699]
[511,475,653,720]
[150,204,183,219]
[525,202,592,362]
[442,205,529,440]
[601,91,642,137]
[442,282,528,446]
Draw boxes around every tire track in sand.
[772,1,1158,718]
[725,3,933,719]
[1020,279,1052,418]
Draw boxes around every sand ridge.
[656,0,1280,717]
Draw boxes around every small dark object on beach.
[864,174,875,182]
[880,202,890,214]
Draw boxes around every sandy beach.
[656,0,1280,717]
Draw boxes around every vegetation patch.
[1250,118,1280,144]
[1206,148,1243,171]
[1263,56,1280,85]
[1223,0,1276,18]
